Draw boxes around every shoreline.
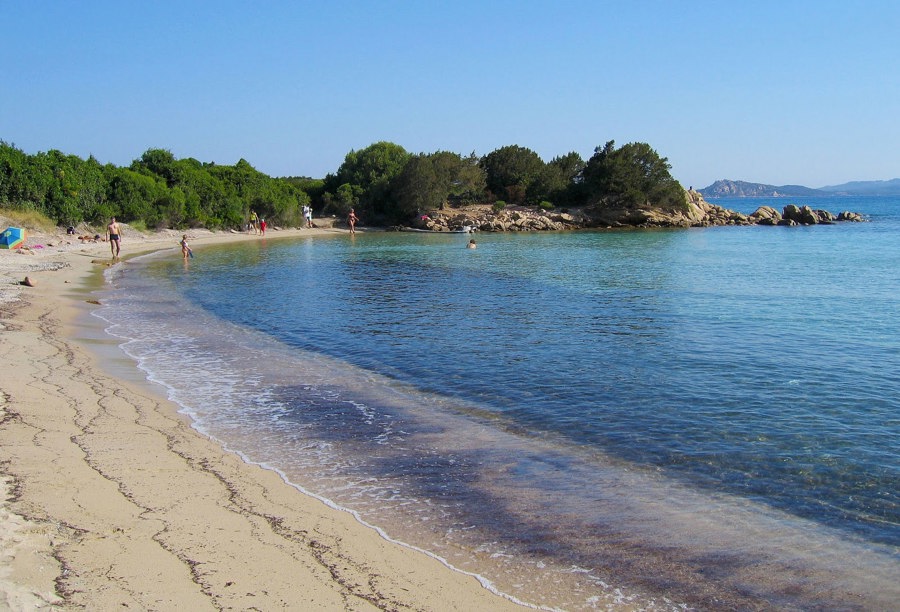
[0,227,527,610]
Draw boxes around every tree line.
[0,139,686,229]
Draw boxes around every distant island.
[699,178,900,198]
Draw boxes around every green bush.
[538,201,554,211]
[492,200,506,213]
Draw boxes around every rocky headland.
[400,190,865,233]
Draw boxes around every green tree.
[37,149,113,225]
[133,149,182,187]
[284,176,325,214]
[434,151,485,206]
[154,187,188,228]
[530,151,585,206]
[107,168,168,223]
[171,158,226,227]
[75,155,113,223]
[581,141,684,210]
[335,183,359,214]
[479,145,545,205]
[329,141,410,221]
[390,154,441,219]
[389,151,487,221]
[0,142,55,211]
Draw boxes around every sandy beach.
[0,224,525,611]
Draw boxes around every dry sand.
[0,224,525,611]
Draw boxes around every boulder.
[837,211,864,222]
[815,209,836,223]
[750,206,782,224]
[798,206,820,224]
[782,204,802,222]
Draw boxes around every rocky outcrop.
[395,192,866,233]
[837,211,864,222]
[780,204,836,225]
[405,208,587,233]
[749,206,781,225]
[570,191,753,228]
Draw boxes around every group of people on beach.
[106,209,474,264]
[248,211,267,235]
[102,206,370,264]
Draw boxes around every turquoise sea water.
[95,196,899,610]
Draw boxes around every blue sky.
[2,1,898,188]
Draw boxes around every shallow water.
[94,196,900,609]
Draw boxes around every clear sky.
[2,1,898,189]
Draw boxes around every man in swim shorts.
[107,217,121,259]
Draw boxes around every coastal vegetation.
[0,139,684,230]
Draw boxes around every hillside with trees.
[1,139,684,230]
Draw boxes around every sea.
[92,196,899,610]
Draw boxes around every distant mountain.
[700,178,900,197]
[699,180,826,198]
[819,178,900,195]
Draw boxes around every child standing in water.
[180,235,193,259]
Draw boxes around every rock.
[815,209,836,223]
[782,204,802,222]
[837,211,864,222]
[798,206,819,225]
[749,206,782,223]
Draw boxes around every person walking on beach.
[180,234,193,259]
[260,218,267,235]
[347,208,359,234]
[249,210,259,234]
[303,204,313,228]
[106,217,121,259]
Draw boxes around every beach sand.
[0,225,525,610]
